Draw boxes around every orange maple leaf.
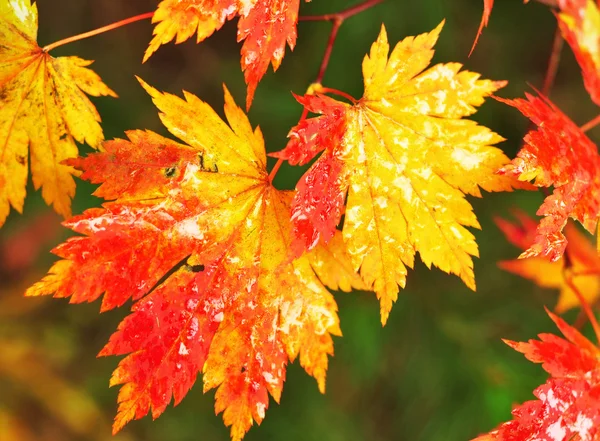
[0,0,116,227]
[497,92,600,261]
[557,0,600,106]
[497,210,600,313]
[26,79,365,440]
[145,0,303,109]
[273,22,523,324]
[474,310,600,441]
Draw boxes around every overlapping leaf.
[557,0,600,106]
[26,79,365,440]
[145,0,303,108]
[498,92,600,261]
[497,211,600,312]
[0,0,115,227]
[273,22,522,324]
[474,310,600,441]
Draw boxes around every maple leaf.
[272,22,522,324]
[474,310,600,441]
[0,0,116,227]
[556,0,600,106]
[145,0,303,109]
[497,92,600,261]
[26,79,365,440]
[497,210,600,313]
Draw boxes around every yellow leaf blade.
[0,0,115,226]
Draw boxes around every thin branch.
[318,87,358,104]
[541,25,564,96]
[300,0,385,22]
[565,272,600,343]
[315,19,342,84]
[43,12,154,52]
[532,0,558,7]
[268,157,285,183]
[581,114,600,132]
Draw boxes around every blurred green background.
[2,0,600,440]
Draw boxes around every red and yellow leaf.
[26,79,364,440]
[474,310,600,441]
[497,211,600,313]
[0,0,116,227]
[145,0,302,109]
[273,22,522,324]
[557,0,600,106]
[498,92,600,261]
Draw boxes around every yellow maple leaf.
[0,0,116,227]
[274,22,523,324]
[27,79,366,440]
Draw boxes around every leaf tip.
[136,76,154,95]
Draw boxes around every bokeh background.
[2,0,599,440]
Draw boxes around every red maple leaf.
[145,0,303,108]
[474,310,600,441]
[497,92,600,261]
[26,79,366,440]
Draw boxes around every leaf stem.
[565,271,600,343]
[319,87,358,104]
[268,158,285,183]
[580,114,600,132]
[299,0,385,22]
[315,19,342,84]
[43,12,154,53]
[532,0,558,7]
[269,0,383,182]
[541,25,564,96]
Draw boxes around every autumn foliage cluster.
[3,0,600,440]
